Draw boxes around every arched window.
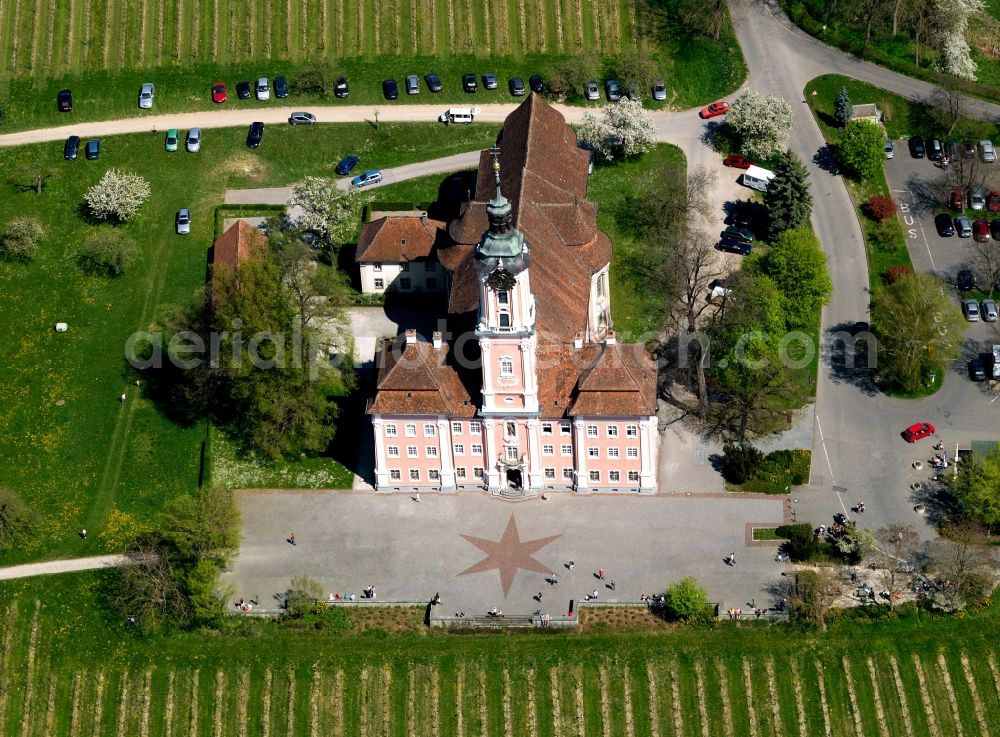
[499,312,511,328]
[500,357,514,377]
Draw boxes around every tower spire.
[475,147,529,274]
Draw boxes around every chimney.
[432,331,442,349]
[573,334,583,350]
[605,330,616,346]
[405,329,417,344]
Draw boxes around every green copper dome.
[474,150,530,275]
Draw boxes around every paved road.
[0,554,127,581]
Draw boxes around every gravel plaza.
[225,489,788,617]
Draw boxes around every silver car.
[969,187,987,210]
[652,81,667,101]
[981,140,996,163]
[584,81,600,101]
[175,208,191,235]
[288,111,316,125]
[256,77,270,100]
[185,128,201,152]
[982,298,998,322]
[138,82,154,109]
[405,75,419,95]
[884,138,894,159]
[962,298,981,321]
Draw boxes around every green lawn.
[3,571,1000,736]
[0,122,499,566]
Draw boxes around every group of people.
[235,597,258,612]
[727,608,768,620]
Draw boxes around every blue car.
[336,156,360,175]
[351,169,383,188]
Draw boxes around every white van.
[438,107,480,124]
[741,165,776,192]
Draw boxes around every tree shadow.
[821,321,879,396]
[811,144,840,175]
[904,172,950,213]
[909,478,962,528]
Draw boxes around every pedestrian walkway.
[0,555,127,581]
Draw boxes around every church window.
[499,312,510,328]
[500,358,514,377]
[498,290,509,304]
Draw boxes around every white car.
[884,138,894,159]
[185,128,201,152]
[982,298,998,322]
[981,140,996,163]
[138,82,154,109]
[175,208,191,235]
[256,77,270,100]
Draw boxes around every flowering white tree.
[84,169,151,222]
[724,89,794,160]
[577,99,657,162]
[933,0,984,80]
[288,177,359,246]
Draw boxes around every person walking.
[729,552,736,566]
[289,532,296,545]
[414,492,421,503]
[567,560,575,570]
[609,579,616,591]
[598,568,605,580]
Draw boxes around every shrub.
[722,443,763,484]
[77,230,138,276]
[881,264,914,285]
[0,489,36,550]
[870,217,904,252]
[775,522,820,561]
[864,194,897,221]
[84,168,151,222]
[0,218,44,261]
[662,576,710,621]
[286,574,324,618]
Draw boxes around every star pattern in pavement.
[458,514,562,597]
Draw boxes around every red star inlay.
[458,514,562,597]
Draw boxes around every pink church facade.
[367,96,659,496]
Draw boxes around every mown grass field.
[3,572,1000,736]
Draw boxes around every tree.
[0,217,44,261]
[0,489,35,551]
[614,46,659,93]
[76,229,138,276]
[662,576,710,620]
[752,228,832,329]
[864,194,897,221]
[670,0,735,40]
[721,443,763,484]
[84,168,151,222]
[967,235,1000,298]
[763,150,812,240]
[945,445,1000,532]
[873,272,965,392]
[725,90,794,160]
[926,87,972,137]
[186,558,229,627]
[834,86,853,127]
[834,522,876,563]
[782,567,842,629]
[837,120,885,181]
[13,163,55,194]
[923,520,996,611]
[293,63,343,96]
[868,524,920,608]
[544,49,601,98]
[288,177,359,249]
[160,486,241,564]
[576,99,657,162]
[110,534,191,632]
[286,574,325,618]
[933,0,984,80]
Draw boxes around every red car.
[211,82,227,103]
[974,219,990,242]
[988,191,1000,212]
[700,100,730,119]
[723,154,755,169]
[902,422,935,443]
[950,189,964,210]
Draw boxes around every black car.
[63,135,80,160]
[334,76,349,98]
[935,213,955,237]
[462,73,478,93]
[717,237,751,255]
[85,139,100,160]
[424,73,442,93]
[991,219,1000,241]
[335,155,359,175]
[236,81,252,99]
[908,136,925,158]
[928,139,943,161]
[246,122,264,148]
[528,75,544,93]
[606,79,621,101]
[382,79,399,100]
[957,269,975,291]
[969,357,987,381]
[482,73,498,90]
[273,75,289,98]
[508,77,525,96]
[57,88,72,112]
[962,140,977,159]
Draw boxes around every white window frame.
[542,444,554,456]
[626,425,638,438]
[588,447,599,459]
[409,469,420,481]
[586,425,598,438]
[608,448,620,459]
[387,446,400,458]
[426,446,438,458]
[544,468,556,480]
[561,444,573,456]
[423,423,436,437]
[609,470,621,482]
[542,422,553,435]
[470,421,482,434]
[499,357,514,376]
[560,422,571,435]
[385,424,397,437]
[390,469,401,481]
[373,262,383,272]
[628,470,640,482]
[452,421,462,434]
[563,468,574,480]
[406,446,418,458]
[405,423,416,437]
[505,445,520,461]
[474,468,484,479]
[627,447,638,459]
[456,467,467,479]
[589,470,600,482]
[453,444,464,455]
[374,278,384,289]
[471,443,483,455]
[428,469,440,481]
[607,425,619,438]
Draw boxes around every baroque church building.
[367,95,659,495]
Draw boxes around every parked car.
[700,100,730,118]
[884,138,894,159]
[57,88,73,112]
[982,298,999,322]
[529,75,544,93]
[652,81,667,101]
[382,79,399,100]
[138,82,154,108]
[962,140,977,159]
[584,81,600,101]
[508,77,525,96]
[968,357,987,381]
[722,225,754,243]
[974,219,990,242]
[246,122,264,148]
[164,128,179,152]
[928,139,943,161]
[970,187,987,210]
[957,268,976,290]
[274,75,289,98]
[255,77,270,100]
[989,192,1000,212]
[185,128,201,152]
[723,154,756,169]
[934,213,955,237]
[946,140,959,160]
[483,73,498,90]
[63,135,79,160]
[991,220,1000,240]
[717,237,751,255]
[351,169,383,188]
[236,80,252,99]
[334,76,349,98]
[605,79,621,101]
[951,189,964,210]
[908,136,925,158]
[288,111,316,125]
[85,139,100,160]
[982,140,996,163]
[901,422,935,442]
[462,73,478,93]
[336,155,359,175]
[963,298,981,321]
[626,86,641,102]
[211,82,227,103]
[424,73,442,93]
[955,215,973,237]
[405,75,420,95]
[175,208,191,235]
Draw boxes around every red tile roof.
[211,220,268,273]
[355,216,446,263]
[368,337,478,417]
